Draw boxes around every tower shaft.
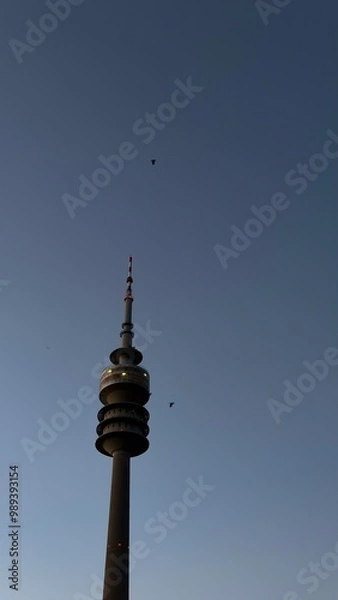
[103,451,130,600]
[96,257,151,600]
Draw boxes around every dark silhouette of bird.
[151,159,156,165]
[169,402,175,408]
[46,346,51,350]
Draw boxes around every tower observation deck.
[95,257,151,600]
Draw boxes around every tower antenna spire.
[120,255,134,349]
[125,255,133,301]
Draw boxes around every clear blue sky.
[1,1,338,599]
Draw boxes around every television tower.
[95,257,150,600]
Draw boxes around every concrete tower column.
[103,451,130,600]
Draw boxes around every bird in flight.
[151,159,156,165]
[169,402,175,408]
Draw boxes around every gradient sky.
[1,1,338,599]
